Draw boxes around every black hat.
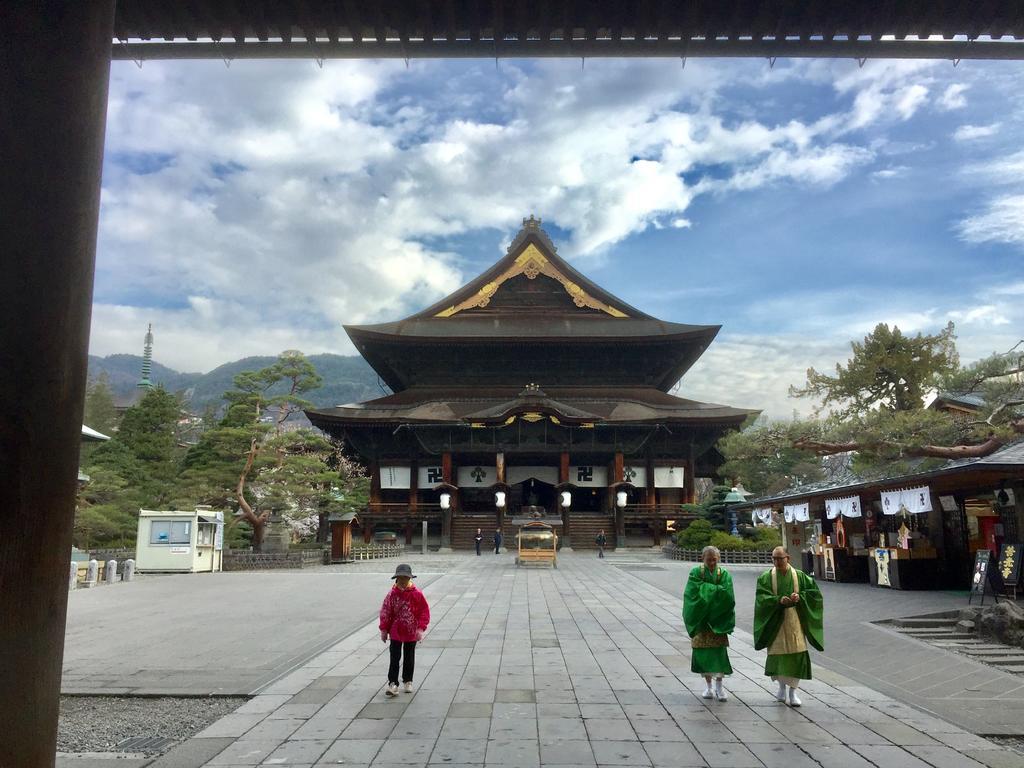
[391,563,415,579]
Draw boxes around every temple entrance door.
[511,477,556,516]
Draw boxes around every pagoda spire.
[137,323,154,390]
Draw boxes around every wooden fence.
[662,545,773,565]
[349,543,405,560]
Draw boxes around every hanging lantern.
[439,492,451,510]
[560,491,572,508]
[495,490,506,508]
[616,490,628,508]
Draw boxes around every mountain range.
[87,353,387,412]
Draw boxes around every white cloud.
[954,123,1002,141]
[938,83,969,110]
[94,56,972,377]
[872,165,909,180]
[959,194,1024,246]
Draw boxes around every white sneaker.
[787,689,802,707]
[775,683,787,702]
[715,681,727,702]
[702,686,714,699]
[385,683,399,697]
[404,681,413,693]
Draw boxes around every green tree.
[719,329,1024,488]
[178,350,324,550]
[790,322,959,418]
[83,373,119,434]
[718,416,824,496]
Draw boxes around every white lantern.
[616,490,628,508]
[439,492,451,510]
[559,491,572,508]
[495,491,506,508]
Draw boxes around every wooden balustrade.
[348,543,405,560]
[662,545,774,565]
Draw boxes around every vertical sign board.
[969,549,1005,605]
[997,542,1022,598]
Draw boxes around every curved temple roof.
[344,217,720,392]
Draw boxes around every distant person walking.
[494,528,503,554]
[596,530,607,558]
[475,528,483,556]
[379,563,430,697]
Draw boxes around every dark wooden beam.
[112,36,1024,60]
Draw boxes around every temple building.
[307,217,756,550]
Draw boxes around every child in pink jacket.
[379,563,431,696]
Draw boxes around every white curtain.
[784,502,809,523]
[826,495,862,519]
[752,507,773,526]
[880,486,932,515]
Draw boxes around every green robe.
[683,565,735,675]
[753,566,824,681]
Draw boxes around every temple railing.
[363,503,443,519]
[622,504,697,520]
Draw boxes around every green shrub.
[676,519,714,549]
[709,531,757,551]
[751,526,781,549]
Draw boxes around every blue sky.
[92,56,1024,417]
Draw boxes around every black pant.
[388,640,416,684]
[475,540,481,555]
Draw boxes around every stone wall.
[223,548,327,571]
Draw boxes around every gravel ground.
[58,696,246,755]
[991,737,1024,756]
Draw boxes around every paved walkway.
[128,554,1023,768]
[62,558,454,695]
[628,560,1024,735]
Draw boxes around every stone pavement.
[127,553,1024,768]
[627,560,1024,735]
[62,558,455,695]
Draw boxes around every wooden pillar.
[440,452,453,550]
[0,4,115,764]
[646,454,656,508]
[408,459,418,545]
[495,452,506,531]
[685,444,696,504]
[613,452,626,548]
[559,451,572,549]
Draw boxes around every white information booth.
[135,505,224,573]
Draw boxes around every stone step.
[903,631,978,642]
[996,664,1024,673]
[960,648,1024,659]
[893,617,960,629]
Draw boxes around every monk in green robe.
[753,546,824,707]
[683,545,735,702]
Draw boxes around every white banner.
[784,502,809,523]
[380,465,411,489]
[825,496,862,519]
[881,486,932,515]
[457,465,497,487]
[653,466,685,488]
[570,466,608,487]
[622,466,646,486]
[507,466,558,485]
[418,466,444,488]
[214,511,224,552]
[752,507,773,526]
